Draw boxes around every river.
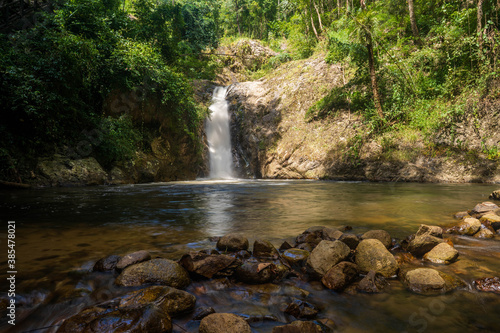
[1,180,500,332]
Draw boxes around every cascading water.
[206,86,234,179]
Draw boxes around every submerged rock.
[357,270,388,293]
[321,261,358,291]
[199,313,251,333]
[423,243,459,264]
[179,251,240,279]
[355,239,398,277]
[306,240,350,278]
[193,307,216,320]
[56,304,171,333]
[253,240,279,258]
[361,230,392,248]
[473,277,500,294]
[282,249,310,266]
[272,320,323,333]
[403,268,463,294]
[284,298,319,319]
[119,286,195,317]
[216,233,249,252]
[116,250,151,271]
[93,255,121,272]
[115,258,190,289]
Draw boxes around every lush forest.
[1,0,499,183]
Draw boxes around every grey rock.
[306,240,350,278]
[199,313,251,333]
[355,239,398,277]
[361,230,392,248]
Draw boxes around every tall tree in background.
[478,0,484,53]
[407,0,418,39]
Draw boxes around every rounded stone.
[361,230,392,248]
[116,250,151,271]
[306,240,351,278]
[199,313,251,333]
[115,258,190,289]
[282,248,310,266]
[216,233,249,252]
[253,239,279,258]
[93,255,121,272]
[423,242,459,264]
[355,239,398,277]
[404,268,446,294]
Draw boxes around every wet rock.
[357,270,388,293]
[282,249,310,266]
[115,258,190,289]
[193,307,216,320]
[423,243,459,264]
[480,213,500,231]
[474,228,495,239]
[179,252,240,279]
[234,250,252,259]
[415,224,443,238]
[471,202,499,216]
[216,233,249,252]
[279,241,294,251]
[296,243,314,252]
[56,304,171,333]
[199,313,251,333]
[93,255,121,272]
[116,250,151,271]
[306,240,350,278]
[235,262,278,284]
[361,230,392,248]
[452,217,482,235]
[339,234,360,249]
[453,211,470,219]
[119,286,195,317]
[473,277,500,294]
[272,320,323,333]
[295,233,322,248]
[321,262,358,291]
[355,239,398,277]
[406,233,443,257]
[284,299,319,319]
[38,156,108,186]
[253,240,279,258]
[403,268,463,294]
[489,190,500,201]
[296,226,343,249]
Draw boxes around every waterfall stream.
[206,86,234,179]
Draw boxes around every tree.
[407,0,418,39]
[478,0,484,52]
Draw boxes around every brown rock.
[282,248,310,266]
[472,202,499,215]
[361,230,392,248]
[415,224,443,238]
[284,299,319,319]
[489,190,500,201]
[272,321,323,333]
[423,243,459,264]
[199,313,251,333]
[474,228,495,239]
[357,270,388,293]
[480,213,500,231]
[235,262,278,284]
[253,240,279,258]
[355,239,398,277]
[306,240,350,278]
[474,277,500,294]
[339,234,360,249]
[216,233,249,252]
[93,255,121,272]
[116,250,151,271]
[179,252,240,279]
[321,262,358,291]
[407,234,443,257]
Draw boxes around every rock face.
[119,286,196,317]
[115,259,190,289]
[361,230,392,248]
[253,240,279,258]
[355,239,398,277]
[474,277,500,294]
[306,240,351,278]
[116,250,151,271]
[37,156,108,186]
[56,305,172,333]
[93,255,121,272]
[216,234,249,252]
[179,252,240,279]
[199,313,251,333]
[423,243,459,264]
[272,321,323,333]
[321,262,358,291]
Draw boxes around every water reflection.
[203,186,235,236]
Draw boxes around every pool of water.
[0,180,499,332]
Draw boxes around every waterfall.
[206,86,234,179]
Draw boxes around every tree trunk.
[478,0,484,53]
[407,0,419,38]
[311,14,320,39]
[337,0,341,18]
[366,35,384,119]
[313,0,324,31]
[236,0,241,35]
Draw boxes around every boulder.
[453,211,470,219]
[452,217,482,235]
[480,213,500,231]
[423,243,459,264]
[489,190,500,201]
[279,241,294,251]
[406,234,443,257]
[306,240,350,278]
[474,277,500,294]
[361,230,392,248]
[119,286,195,317]
[272,321,323,333]
[179,252,240,279]
[116,250,151,271]
[471,202,499,216]
[253,240,279,258]
[193,307,216,320]
[284,299,319,319]
[321,262,358,291]
[216,234,249,252]
[38,155,108,186]
[474,228,495,239]
[404,268,463,294]
[93,255,121,272]
[339,234,360,250]
[357,270,388,293]
[199,313,251,333]
[56,305,171,333]
[282,249,310,266]
[235,262,278,284]
[296,226,343,249]
[355,239,398,277]
[115,258,190,289]
[415,225,443,238]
